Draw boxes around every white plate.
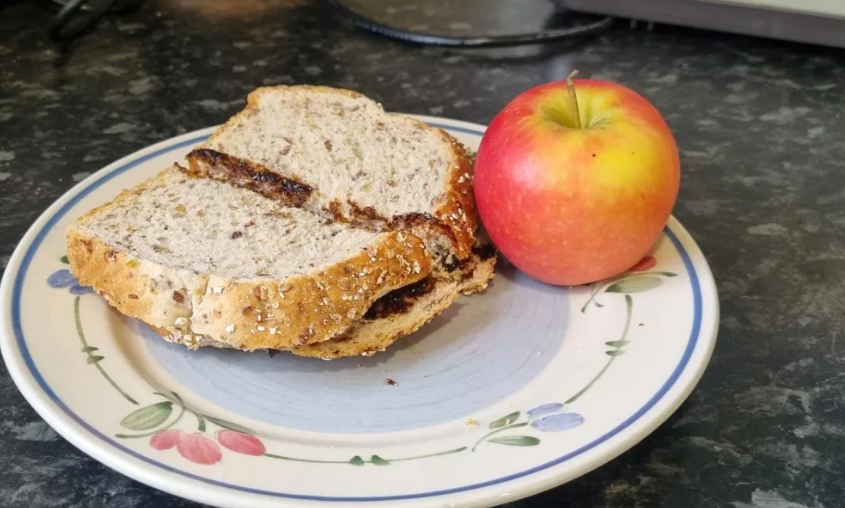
[0,116,718,508]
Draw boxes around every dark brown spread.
[472,242,497,261]
[364,277,435,320]
[444,242,498,273]
[188,148,313,206]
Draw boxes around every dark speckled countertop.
[2,1,845,507]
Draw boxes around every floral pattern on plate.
[51,254,675,467]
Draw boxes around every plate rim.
[0,117,720,508]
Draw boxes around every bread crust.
[194,85,479,260]
[66,168,433,350]
[136,251,495,358]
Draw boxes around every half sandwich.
[187,85,477,266]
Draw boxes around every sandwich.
[66,86,495,359]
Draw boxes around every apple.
[474,74,680,286]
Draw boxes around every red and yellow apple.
[474,77,680,286]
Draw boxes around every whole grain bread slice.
[66,166,432,350]
[186,85,478,261]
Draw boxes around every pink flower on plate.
[150,429,183,450]
[176,432,223,465]
[217,430,267,456]
[629,256,657,272]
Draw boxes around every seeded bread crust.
[137,251,496,358]
[188,85,478,260]
[66,169,432,350]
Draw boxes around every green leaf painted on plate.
[204,415,254,434]
[81,346,98,353]
[649,271,677,277]
[605,340,630,348]
[370,455,390,466]
[349,455,365,466]
[606,350,626,357]
[86,355,105,364]
[60,255,69,264]
[488,436,540,447]
[120,402,173,430]
[489,411,520,429]
[606,276,663,294]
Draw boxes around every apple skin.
[474,79,680,286]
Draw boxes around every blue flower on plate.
[48,269,94,295]
[528,403,584,432]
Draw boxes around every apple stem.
[566,69,582,130]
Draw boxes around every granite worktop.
[1,1,844,506]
